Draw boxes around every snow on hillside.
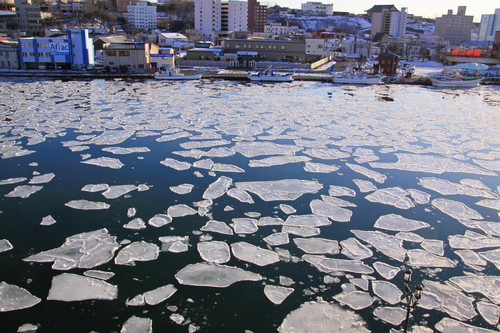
[292,16,371,33]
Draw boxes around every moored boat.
[430,76,482,88]
[154,68,202,80]
[331,71,385,84]
[247,69,294,82]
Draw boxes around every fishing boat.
[154,67,202,80]
[430,68,482,88]
[332,71,385,84]
[247,69,294,82]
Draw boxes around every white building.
[367,5,407,38]
[264,23,299,36]
[305,38,325,56]
[478,8,500,42]
[194,0,222,41]
[226,0,248,32]
[155,32,189,47]
[127,2,157,30]
[301,2,333,16]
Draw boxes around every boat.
[331,65,385,85]
[247,69,294,82]
[430,68,482,88]
[154,67,202,80]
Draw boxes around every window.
[119,50,130,56]
[105,50,116,56]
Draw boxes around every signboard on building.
[49,42,70,54]
[450,48,481,56]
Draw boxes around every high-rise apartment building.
[301,2,333,16]
[194,0,222,40]
[14,0,43,36]
[127,2,157,30]
[225,0,248,32]
[434,6,474,45]
[366,5,407,38]
[478,9,500,42]
[248,0,267,33]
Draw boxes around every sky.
[262,0,499,22]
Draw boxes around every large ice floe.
[47,273,117,301]
[0,282,41,311]
[175,262,263,287]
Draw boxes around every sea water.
[0,78,499,332]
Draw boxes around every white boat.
[154,68,202,80]
[331,71,385,85]
[247,69,294,82]
[430,68,482,88]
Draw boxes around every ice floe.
[158,236,189,253]
[303,162,339,173]
[29,173,55,184]
[40,215,56,226]
[249,155,310,167]
[407,249,456,268]
[16,323,38,332]
[347,163,386,183]
[231,218,258,234]
[175,262,263,287]
[435,317,497,333]
[328,185,356,197]
[169,184,194,195]
[147,214,172,227]
[333,290,374,310]
[5,185,43,198]
[310,200,352,222]
[65,200,110,210]
[102,147,150,155]
[203,176,232,200]
[419,177,498,198]
[408,189,431,204]
[81,183,109,192]
[371,281,402,305]
[114,241,159,266]
[263,232,290,246]
[47,273,117,301]
[278,301,369,333]
[431,198,484,220]
[454,249,487,267]
[227,188,254,203]
[232,142,300,158]
[0,177,27,185]
[83,270,115,280]
[235,179,322,201]
[476,301,499,325]
[478,248,500,269]
[279,204,296,214]
[448,275,500,304]
[374,214,429,232]
[129,284,177,306]
[82,157,124,169]
[263,285,294,305]
[351,230,406,262]
[353,179,377,193]
[160,158,191,171]
[102,185,137,199]
[448,230,500,250]
[365,187,414,209]
[231,242,279,266]
[372,262,400,280]
[421,239,444,256]
[395,232,424,243]
[303,254,374,274]
[24,228,119,270]
[120,316,152,333]
[123,218,146,230]
[340,238,373,260]
[0,239,13,253]
[197,241,231,264]
[0,282,40,312]
[200,220,234,235]
[167,204,197,218]
[458,219,500,237]
[373,306,406,326]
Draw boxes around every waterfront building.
[222,39,307,63]
[434,6,473,46]
[0,39,19,69]
[149,47,175,71]
[127,2,157,31]
[366,5,407,38]
[14,0,43,37]
[478,9,500,42]
[103,41,158,72]
[18,29,94,70]
[301,2,333,16]
[305,38,326,58]
[248,0,267,33]
[378,51,399,75]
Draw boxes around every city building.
[264,23,299,36]
[301,2,333,16]
[366,5,407,38]
[14,0,43,37]
[0,10,16,33]
[127,2,157,31]
[116,0,138,13]
[434,6,474,45]
[0,39,19,69]
[222,39,307,62]
[149,47,175,71]
[154,32,189,48]
[18,29,94,69]
[248,0,267,33]
[194,0,222,41]
[305,38,326,57]
[223,0,248,32]
[103,41,158,72]
[478,9,500,42]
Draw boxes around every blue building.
[18,29,94,70]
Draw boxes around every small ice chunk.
[395,232,424,243]
[279,204,296,215]
[350,278,369,291]
[351,230,406,262]
[279,276,295,287]
[372,262,400,280]
[235,179,322,201]
[371,281,402,305]
[5,185,43,198]
[232,141,300,158]
[282,226,321,237]
[120,316,152,333]
[102,185,137,199]
[263,232,289,246]
[168,241,188,253]
[16,323,38,332]
[82,157,123,169]
[127,208,136,218]
[0,282,40,312]
[29,173,55,184]
[47,273,117,301]
[167,204,197,218]
[231,242,279,266]
[143,284,177,305]
[408,189,431,204]
[193,159,214,170]
[284,215,331,228]
[102,147,150,155]
[374,214,429,232]
[479,248,500,269]
[432,198,483,220]
[258,217,285,226]
[278,301,369,333]
[421,239,444,256]
[203,176,233,200]
[227,188,254,203]
[169,184,194,195]
[347,163,386,183]
[454,249,487,267]
[264,285,294,305]
[303,254,374,274]
[249,155,310,167]
[114,241,159,266]
[160,158,191,171]
[123,218,146,230]
[365,187,414,209]
[175,262,263,287]
[200,220,234,235]
[40,215,56,226]
[158,236,189,252]
[197,241,231,264]
[353,179,377,193]
[65,200,110,210]
[407,249,456,268]
[0,177,27,185]
[0,239,13,253]
[333,290,374,310]
[321,195,357,207]
[83,270,115,280]
[328,185,356,197]
[170,313,184,325]
[476,302,499,326]
[373,307,406,326]
[303,162,339,173]
[435,317,497,333]
[147,214,172,227]
[310,200,352,222]
[448,230,500,250]
[340,238,373,260]
[81,184,109,192]
[231,218,258,234]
